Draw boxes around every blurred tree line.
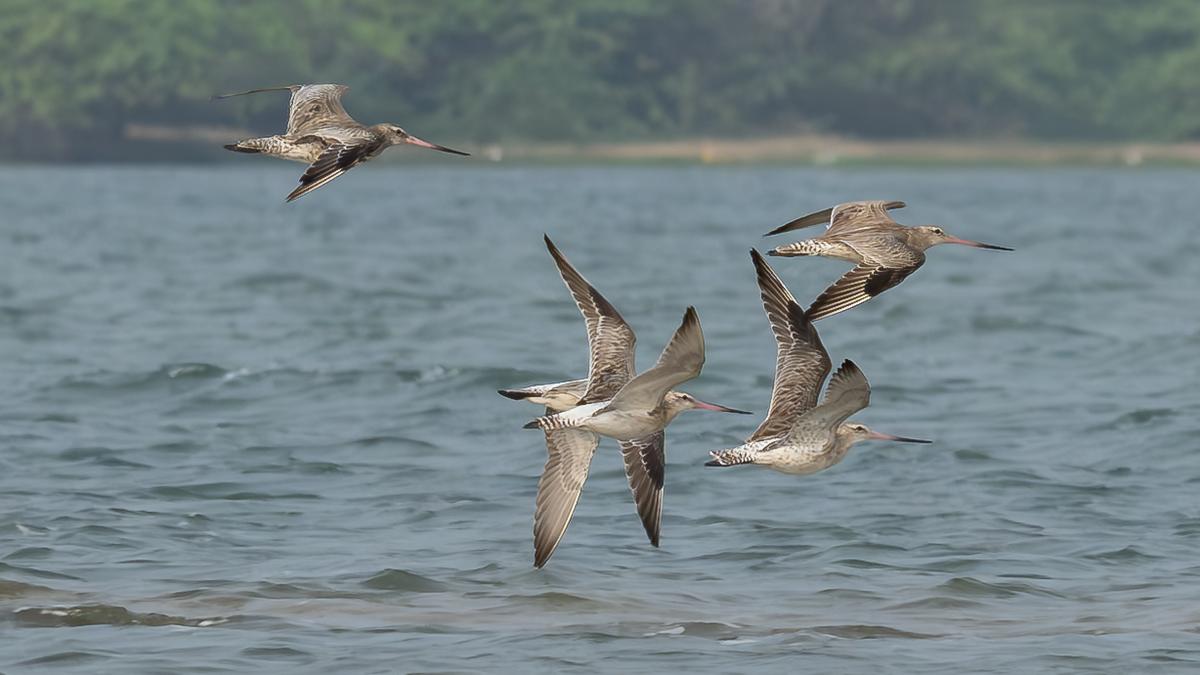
[3,0,1200,159]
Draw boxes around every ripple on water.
[811,624,942,640]
[362,568,448,593]
[0,578,57,598]
[13,604,228,628]
[935,576,1066,599]
[145,483,321,501]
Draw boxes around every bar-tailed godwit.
[765,200,1011,320]
[706,250,928,473]
[509,238,748,567]
[215,84,468,202]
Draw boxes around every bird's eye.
[933,228,944,235]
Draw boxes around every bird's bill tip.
[867,430,932,443]
[693,399,752,414]
[947,236,1012,251]
[404,135,470,156]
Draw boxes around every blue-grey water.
[1,164,1198,673]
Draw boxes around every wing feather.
[286,84,356,136]
[786,359,871,440]
[619,432,664,547]
[766,200,905,237]
[607,307,704,412]
[747,250,832,441]
[806,237,923,321]
[285,140,376,202]
[533,429,600,568]
[543,237,637,404]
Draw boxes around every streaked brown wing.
[619,432,664,547]
[747,250,832,441]
[819,359,871,418]
[543,236,637,404]
[608,307,704,412]
[286,84,356,136]
[533,429,600,568]
[285,140,377,202]
[766,200,904,237]
[786,359,871,441]
[806,237,924,321]
[825,200,906,236]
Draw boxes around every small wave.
[225,271,338,294]
[239,646,313,662]
[165,363,226,379]
[812,624,941,639]
[885,596,988,610]
[1082,545,1163,563]
[16,651,108,666]
[1094,407,1176,430]
[13,603,228,628]
[362,569,448,593]
[4,547,53,561]
[936,576,1065,599]
[0,562,83,581]
[0,578,56,598]
[145,483,320,501]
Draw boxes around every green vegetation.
[3,0,1200,159]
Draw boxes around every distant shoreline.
[489,134,1200,167]
[12,125,1200,166]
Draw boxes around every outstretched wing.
[533,429,600,568]
[286,84,357,136]
[766,200,905,237]
[806,236,926,319]
[747,250,832,441]
[607,307,704,412]
[619,432,664,547]
[543,236,637,404]
[285,139,379,202]
[787,359,871,440]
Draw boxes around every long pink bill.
[404,134,470,156]
[866,430,932,443]
[693,399,753,415]
[945,236,1012,251]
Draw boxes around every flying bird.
[706,250,928,473]
[215,84,468,202]
[765,200,1011,321]
[509,237,748,567]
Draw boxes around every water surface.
[1,165,1199,672]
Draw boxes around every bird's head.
[383,125,469,156]
[664,391,752,419]
[912,225,1012,252]
[838,421,931,447]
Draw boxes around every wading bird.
[706,250,928,473]
[215,84,468,202]
[509,237,748,566]
[765,201,1011,321]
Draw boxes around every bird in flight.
[510,237,748,567]
[215,84,468,202]
[765,200,1011,320]
[706,250,929,473]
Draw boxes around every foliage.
[2,0,1200,159]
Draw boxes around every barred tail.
[705,448,757,467]
[223,135,286,155]
[523,412,579,431]
[767,239,829,257]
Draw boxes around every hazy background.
[5,0,1200,161]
